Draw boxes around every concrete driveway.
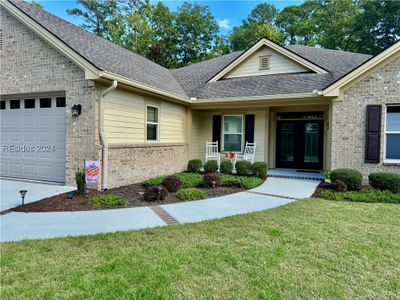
[0,179,75,211]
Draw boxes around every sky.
[33,0,303,35]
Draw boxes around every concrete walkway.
[0,177,320,242]
[0,179,75,211]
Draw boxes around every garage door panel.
[0,96,66,183]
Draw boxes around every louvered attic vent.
[259,55,270,71]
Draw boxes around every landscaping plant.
[204,160,218,173]
[174,173,203,188]
[330,168,362,191]
[369,172,400,194]
[251,162,267,179]
[320,189,400,204]
[187,159,203,173]
[176,188,206,201]
[75,168,86,195]
[162,175,183,192]
[333,180,347,192]
[203,173,221,188]
[84,194,127,209]
[142,175,165,187]
[220,160,233,174]
[143,185,168,201]
[235,160,252,176]
[220,174,263,190]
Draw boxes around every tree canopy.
[67,0,400,67]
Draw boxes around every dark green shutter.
[245,114,255,143]
[365,105,381,163]
[212,115,221,150]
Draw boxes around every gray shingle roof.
[8,0,188,98]
[8,0,373,101]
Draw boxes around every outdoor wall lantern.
[71,104,82,117]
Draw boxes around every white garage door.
[0,96,66,183]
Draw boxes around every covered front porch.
[188,98,333,173]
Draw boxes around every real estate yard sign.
[85,160,101,183]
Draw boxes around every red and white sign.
[85,160,101,183]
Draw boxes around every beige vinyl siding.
[104,89,187,144]
[225,46,308,79]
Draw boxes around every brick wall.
[0,8,100,186]
[331,56,400,180]
[107,144,188,188]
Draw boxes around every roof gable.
[208,38,329,82]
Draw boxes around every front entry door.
[276,120,324,170]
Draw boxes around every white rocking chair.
[233,142,256,166]
[205,141,221,167]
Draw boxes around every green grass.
[1,199,400,299]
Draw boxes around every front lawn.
[1,199,400,299]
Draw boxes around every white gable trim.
[323,41,400,97]
[208,38,328,82]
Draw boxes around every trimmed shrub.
[75,168,86,195]
[320,189,400,204]
[221,174,241,187]
[220,174,263,190]
[330,168,363,191]
[84,194,126,209]
[369,172,400,194]
[204,160,219,173]
[177,188,206,201]
[174,173,203,188]
[235,160,252,176]
[334,180,347,192]
[143,185,168,202]
[203,173,221,188]
[242,177,263,190]
[162,175,182,192]
[251,162,267,179]
[220,160,233,174]
[142,176,165,187]
[187,159,202,173]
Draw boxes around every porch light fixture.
[19,190,27,206]
[71,104,82,117]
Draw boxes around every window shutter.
[212,115,222,150]
[365,105,382,163]
[245,114,255,143]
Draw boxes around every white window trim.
[383,104,400,164]
[222,115,244,153]
[146,104,160,143]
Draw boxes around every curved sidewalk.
[0,178,319,242]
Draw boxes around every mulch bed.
[10,183,244,213]
[311,181,337,198]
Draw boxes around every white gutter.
[99,80,118,190]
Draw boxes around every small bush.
[334,180,347,192]
[85,194,126,209]
[162,175,182,192]
[242,177,263,190]
[235,161,252,176]
[177,188,206,201]
[203,173,221,188]
[220,174,263,190]
[174,172,203,188]
[221,174,241,187]
[142,176,165,187]
[330,169,363,191]
[369,172,400,194]
[204,160,218,173]
[320,189,400,204]
[143,185,168,202]
[75,168,86,195]
[251,162,267,179]
[187,159,202,173]
[220,160,233,174]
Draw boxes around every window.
[40,98,52,108]
[56,97,66,107]
[223,115,243,152]
[0,101,5,110]
[24,99,35,109]
[10,100,20,109]
[385,105,400,161]
[259,55,270,71]
[146,105,159,141]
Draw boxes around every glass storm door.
[276,121,323,170]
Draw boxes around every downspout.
[99,80,118,190]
